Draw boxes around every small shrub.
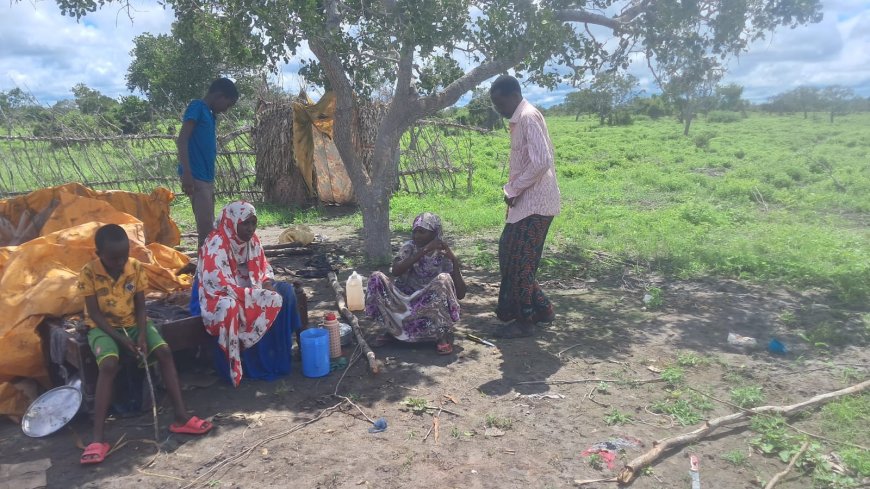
[693,131,716,149]
[677,352,706,367]
[485,414,513,430]
[734,149,746,159]
[643,287,664,309]
[731,386,765,408]
[588,453,605,470]
[604,408,633,426]
[402,397,429,415]
[707,111,742,123]
[722,449,748,466]
[661,366,685,386]
[651,399,703,426]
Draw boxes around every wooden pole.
[327,272,379,374]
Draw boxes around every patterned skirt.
[496,214,554,322]
[365,271,460,342]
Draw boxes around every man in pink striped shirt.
[489,75,561,338]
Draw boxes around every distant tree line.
[540,81,869,133]
[0,85,154,137]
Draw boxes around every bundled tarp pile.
[0,183,192,417]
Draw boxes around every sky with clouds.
[2,1,869,108]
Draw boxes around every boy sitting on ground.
[78,224,212,465]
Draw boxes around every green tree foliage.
[715,84,746,112]
[126,11,261,112]
[466,88,503,130]
[633,95,670,120]
[71,83,117,116]
[565,72,639,125]
[112,96,152,134]
[820,85,856,123]
[50,0,824,260]
[652,51,723,136]
[766,86,821,118]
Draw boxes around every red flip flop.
[80,442,110,465]
[169,416,213,435]
[436,342,453,355]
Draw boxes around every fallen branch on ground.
[574,477,618,486]
[184,246,312,259]
[615,380,870,485]
[764,441,810,489]
[264,248,312,258]
[557,343,583,357]
[181,401,343,489]
[518,378,664,386]
[687,386,870,452]
[262,242,306,251]
[327,272,380,374]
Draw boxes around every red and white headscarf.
[197,201,282,386]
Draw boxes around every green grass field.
[165,112,867,302]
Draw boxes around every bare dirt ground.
[2,223,868,489]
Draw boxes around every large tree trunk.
[356,190,393,264]
[683,112,693,136]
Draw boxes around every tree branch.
[308,13,371,188]
[417,44,530,116]
[556,9,621,30]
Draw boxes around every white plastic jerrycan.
[346,271,365,311]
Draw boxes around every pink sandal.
[436,342,453,355]
[80,442,110,465]
[169,416,213,435]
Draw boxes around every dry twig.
[764,441,810,489]
[518,378,664,386]
[180,401,344,489]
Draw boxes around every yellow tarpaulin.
[0,185,191,417]
[292,92,355,205]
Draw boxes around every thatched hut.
[252,93,354,206]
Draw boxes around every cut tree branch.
[614,379,870,485]
[327,272,380,374]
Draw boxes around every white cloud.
[0,1,173,103]
[721,2,870,101]
[1,1,868,107]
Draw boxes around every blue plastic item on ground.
[368,417,388,433]
[768,338,788,355]
[301,328,330,378]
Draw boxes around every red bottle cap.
[325,312,336,321]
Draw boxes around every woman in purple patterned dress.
[365,212,466,355]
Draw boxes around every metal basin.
[21,386,82,437]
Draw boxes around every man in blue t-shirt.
[176,78,239,249]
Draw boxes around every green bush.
[707,111,742,123]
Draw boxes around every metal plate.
[21,386,82,438]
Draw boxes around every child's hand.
[122,337,138,354]
[137,335,147,355]
[181,174,195,196]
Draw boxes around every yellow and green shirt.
[77,257,149,328]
